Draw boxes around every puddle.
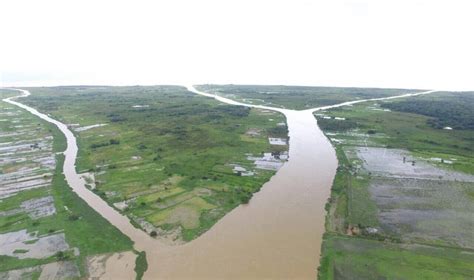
[357,147,474,182]
[268,137,287,145]
[247,152,288,171]
[20,196,56,219]
[0,230,70,259]
[231,165,255,176]
[39,261,80,280]
[0,265,42,280]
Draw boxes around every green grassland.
[318,91,474,279]
[382,91,474,130]
[0,96,133,276]
[317,97,474,173]
[196,84,422,110]
[320,235,474,280]
[21,86,288,242]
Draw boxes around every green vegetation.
[320,235,474,279]
[0,89,19,99]
[22,86,288,242]
[0,94,134,276]
[134,251,148,280]
[52,155,133,270]
[317,91,474,279]
[317,97,474,173]
[197,84,422,110]
[382,91,474,130]
[0,255,56,274]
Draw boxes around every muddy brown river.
[3,87,435,279]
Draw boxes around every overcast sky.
[1,0,473,90]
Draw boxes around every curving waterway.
[2,87,436,279]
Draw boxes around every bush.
[109,139,120,145]
[68,214,80,221]
[55,251,69,261]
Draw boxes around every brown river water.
[3,87,435,279]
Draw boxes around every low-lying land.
[196,84,422,110]
[20,86,289,242]
[0,91,136,279]
[317,91,474,279]
[381,91,474,130]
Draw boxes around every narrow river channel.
[2,87,435,279]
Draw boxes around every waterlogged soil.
[3,87,338,279]
[1,91,134,278]
[0,265,42,280]
[353,147,474,248]
[3,86,438,279]
[0,261,80,280]
[87,251,137,279]
[0,104,55,199]
[372,177,474,248]
[0,230,70,259]
[39,261,80,280]
[356,147,474,182]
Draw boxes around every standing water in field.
[146,104,337,279]
[3,87,435,279]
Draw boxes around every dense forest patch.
[382,92,474,130]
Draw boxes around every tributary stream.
[3,87,435,279]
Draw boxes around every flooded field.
[0,91,135,278]
[356,147,474,182]
[317,98,474,279]
[20,86,290,244]
[0,230,69,259]
[355,147,474,248]
[142,108,336,279]
[2,86,446,279]
[3,87,338,279]
[0,106,55,199]
[0,260,80,280]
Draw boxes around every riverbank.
[2,85,440,279]
[0,90,135,278]
[316,95,474,279]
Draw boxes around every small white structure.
[233,166,246,172]
[443,127,453,130]
[365,227,379,234]
[279,154,289,160]
[113,201,129,211]
[268,138,287,145]
[334,117,346,120]
[232,165,255,176]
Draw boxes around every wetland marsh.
[316,93,474,279]
[0,90,135,279]
[2,85,472,280]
